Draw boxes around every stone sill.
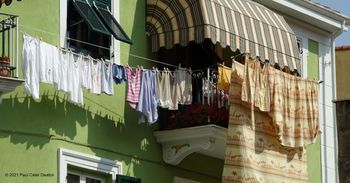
[0,76,23,102]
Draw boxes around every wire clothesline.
[18,24,243,70]
[18,25,183,69]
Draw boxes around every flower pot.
[0,57,11,77]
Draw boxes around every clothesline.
[19,25,182,69]
[18,25,243,70]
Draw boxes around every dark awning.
[146,0,301,72]
[73,0,132,44]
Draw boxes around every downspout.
[330,20,346,183]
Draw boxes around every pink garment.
[126,67,142,109]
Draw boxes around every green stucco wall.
[336,49,350,100]
[306,39,322,183]
[0,1,223,183]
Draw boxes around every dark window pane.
[72,0,110,35]
[86,177,102,183]
[67,173,80,183]
[93,3,132,44]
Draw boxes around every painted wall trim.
[111,0,121,64]
[59,0,67,47]
[264,0,344,29]
[58,148,122,183]
[59,0,120,64]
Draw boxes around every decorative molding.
[153,125,227,165]
[58,148,122,183]
[0,76,23,103]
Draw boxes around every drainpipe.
[330,20,346,183]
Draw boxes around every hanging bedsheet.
[222,59,319,183]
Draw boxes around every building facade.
[0,0,349,183]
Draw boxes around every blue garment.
[136,70,158,123]
[112,64,127,84]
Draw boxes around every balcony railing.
[0,12,19,78]
[158,102,229,131]
[0,13,23,103]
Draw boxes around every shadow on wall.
[0,91,124,148]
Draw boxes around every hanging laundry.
[90,60,102,94]
[222,61,309,183]
[217,64,231,92]
[112,64,127,84]
[169,67,192,110]
[268,64,319,148]
[52,46,60,88]
[101,60,114,95]
[57,50,70,92]
[38,40,54,84]
[22,34,40,100]
[240,57,319,148]
[67,54,83,105]
[126,67,142,109]
[155,69,173,108]
[80,56,92,91]
[241,57,270,112]
[137,69,158,123]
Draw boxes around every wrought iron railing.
[0,13,19,78]
[157,102,229,131]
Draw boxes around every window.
[58,148,122,183]
[66,0,131,60]
[67,170,105,183]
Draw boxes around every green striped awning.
[146,0,301,73]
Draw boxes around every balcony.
[154,102,229,165]
[0,13,23,102]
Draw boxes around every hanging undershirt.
[112,64,127,84]
[52,46,60,88]
[126,67,142,109]
[101,61,114,95]
[67,54,83,105]
[22,34,40,100]
[175,68,192,105]
[137,70,158,123]
[90,60,102,94]
[81,56,92,91]
[57,50,70,92]
[38,40,54,84]
[156,70,173,108]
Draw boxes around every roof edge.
[336,46,350,51]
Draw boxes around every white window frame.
[58,148,122,183]
[173,176,201,183]
[59,0,121,64]
[67,170,106,183]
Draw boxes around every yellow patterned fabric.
[241,57,319,148]
[241,58,270,112]
[268,65,319,148]
[223,61,309,183]
[218,64,232,92]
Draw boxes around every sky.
[314,0,350,46]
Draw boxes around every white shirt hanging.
[68,54,83,105]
